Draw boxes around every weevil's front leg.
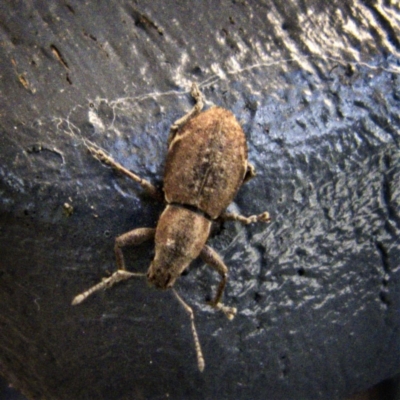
[72,228,156,305]
[72,270,144,305]
[219,210,271,225]
[168,83,204,145]
[172,289,205,372]
[200,245,237,320]
[114,228,156,270]
[87,146,163,201]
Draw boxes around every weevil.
[72,83,270,371]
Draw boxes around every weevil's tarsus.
[72,270,146,305]
[87,146,163,201]
[219,211,271,225]
[172,289,205,372]
[212,302,237,320]
[168,82,204,145]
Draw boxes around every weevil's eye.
[164,272,173,287]
[147,264,173,289]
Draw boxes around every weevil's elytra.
[164,107,248,219]
[72,83,271,372]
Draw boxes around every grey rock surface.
[0,1,399,399]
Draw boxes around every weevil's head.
[146,205,211,290]
[147,259,181,289]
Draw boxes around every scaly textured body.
[73,83,270,372]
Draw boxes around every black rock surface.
[0,1,399,399]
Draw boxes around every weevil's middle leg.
[200,245,237,320]
[168,83,204,144]
[72,228,156,305]
[87,146,163,201]
[219,210,271,225]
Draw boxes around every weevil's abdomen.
[163,107,248,219]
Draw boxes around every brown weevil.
[72,83,270,371]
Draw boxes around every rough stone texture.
[0,1,399,399]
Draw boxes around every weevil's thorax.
[147,205,211,289]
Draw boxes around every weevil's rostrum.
[72,83,270,371]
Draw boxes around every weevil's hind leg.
[168,83,204,145]
[243,162,256,184]
[221,163,270,224]
[72,228,156,305]
[200,245,237,320]
[172,289,205,372]
[86,146,163,201]
[219,210,271,225]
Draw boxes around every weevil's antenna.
[172,289,205,372]
[72,270,146,305]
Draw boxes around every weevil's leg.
[172,289,205,372]
[87,146,163,201]
[219,210,271,225]
[243,162,256,183]
[72,270,145,305]
[72,228,156,305]
[114,228,156,270]
[200,245,237,320]
[168,83,204,145]
[223,163,270,224]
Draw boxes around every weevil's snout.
[147,263,177,289]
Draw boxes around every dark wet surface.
[0,1,399,399]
